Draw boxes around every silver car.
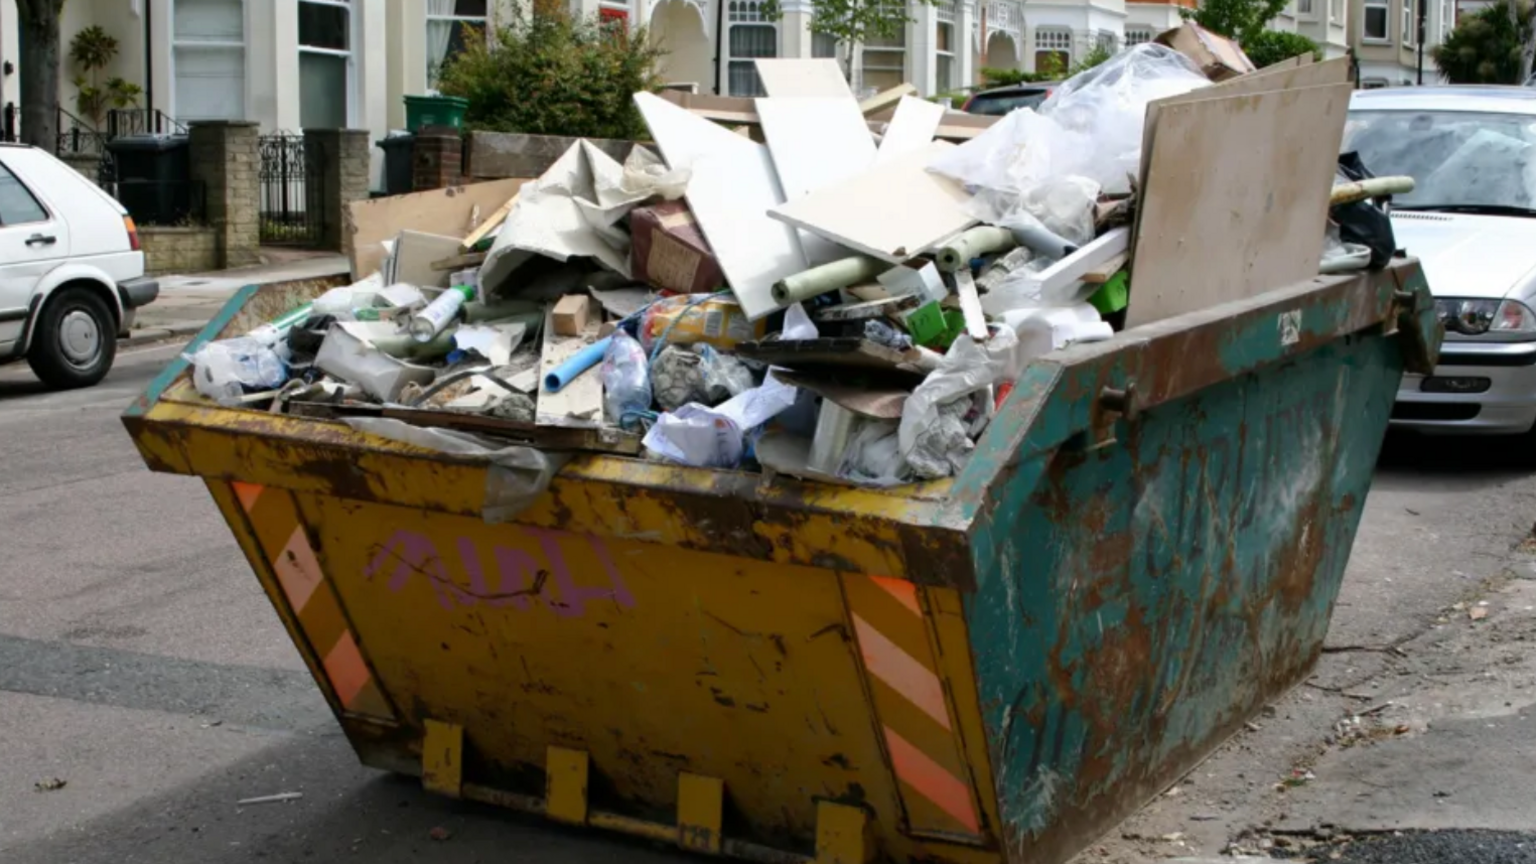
[1346,87,1536,439]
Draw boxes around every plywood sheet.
[756,97,876,265]
[1137,57,1351,192]
[754,59,854,99]
[1126,82,1353,328]
[345,179,527,280]
[635,92,804,320]
[392,230,462,288]
[876,97,944,164]
[768,141,975,264]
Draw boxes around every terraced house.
[0,0,1381,194]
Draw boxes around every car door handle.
[25,234,56,247]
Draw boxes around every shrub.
[436,2,664,141]
[1243,29,1323,69]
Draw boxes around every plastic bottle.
[247,302,316,347]
[408,285,476,343]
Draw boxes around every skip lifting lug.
[1099,382,1139,422]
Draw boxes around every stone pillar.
[412,131,465,191]
[304,128,372,251]
[188,121,261,270]
[910,7,938,96]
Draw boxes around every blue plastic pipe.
[543,335,612,393]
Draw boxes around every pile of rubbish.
[183,25,1408,492]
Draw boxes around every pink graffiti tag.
[364,527,636,616]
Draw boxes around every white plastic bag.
[898,328,1022,479]
[184,337,287,405]
[928,43,1209,204]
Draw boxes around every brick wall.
[304,128,371,251]
[139,225,220,276]
[189,120,260,269]
[60,153,102,187]
[412,132,466,191]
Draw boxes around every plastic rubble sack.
[837,418,907,487]
[1319,223,1373,275]
[898,327,1022,480]
[620,145,691,201]
[343,418,571,523]
[601,330,653,425]
[642,373,799,468]
[927,43,1210,207]
[184,337,287,405]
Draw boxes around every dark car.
[960,82,1059,115]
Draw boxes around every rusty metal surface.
[955,264,1430,862]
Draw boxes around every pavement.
[4,276,1536,862]
[122,251,350,348]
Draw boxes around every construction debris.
[182,37,1389,503]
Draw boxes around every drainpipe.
[712,0,726,95]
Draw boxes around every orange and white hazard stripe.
[226,481,395,720]
[843,573,983,840]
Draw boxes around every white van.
[0,143,159,389]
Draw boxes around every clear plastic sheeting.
[927,43,1209,219]
[343,418,573,523]
[184,338,287,405]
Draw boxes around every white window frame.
[1034,26,1072,70]
[726,0,778,97]
[1298,0,1314,16]
[935,20,956,93]
[1402,0,1416,45]
[1332,0,1344,23]
[858,3,905,95]
[425,0,490,90]
[1362,0,1391,41]
[168,0,249,124]
[1439,0,1453,38]
[1125,27,1153,45]
[298,0,358,129]
[1094,29,1117,52]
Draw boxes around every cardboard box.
[629,201,728,296]
[1155,23,1257,81]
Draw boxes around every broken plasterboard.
[345,178,526,281]
[768,140,975,265]
[634,92,805,320]
[753,59,854,99]
[1126,82,1353,328]
[755,96,877,266]
[875,97,944,164]
[536,313,605,429]
[392,230,464,289]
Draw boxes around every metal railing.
[258,133,325,248]
[105,108,187,139]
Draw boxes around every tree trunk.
[16,0,62,154]
[1523,1,1536,84]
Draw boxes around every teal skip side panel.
[963,332,1403,861]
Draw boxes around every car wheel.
[26,286,117,390]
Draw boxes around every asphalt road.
[3,343,1534,864]
[0,344,677,864]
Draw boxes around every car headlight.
[1435,298,1536,336]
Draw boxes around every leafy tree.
[15,0,66,153]
[1434,0,1532,83]
[436,1,663,140]
[761,0,943,85]
[1181,0,1287,46]
[69,25,142,127]
[1066,42,1114,76]
[1243,29,1322,68]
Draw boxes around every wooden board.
[768,141,975,264]
[636,92,804,320]
[1126,82,1353,328]
[536,314,605,429]
[288,402,640,455]
[756,96,876,266]
[754,59,854,99]
[345,178,526,280]
[1137,57,1351,194]
[876,96,944,164]
[859,84,918,116]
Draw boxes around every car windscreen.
[969,91,1049,115]
[1343,109,1536,211]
